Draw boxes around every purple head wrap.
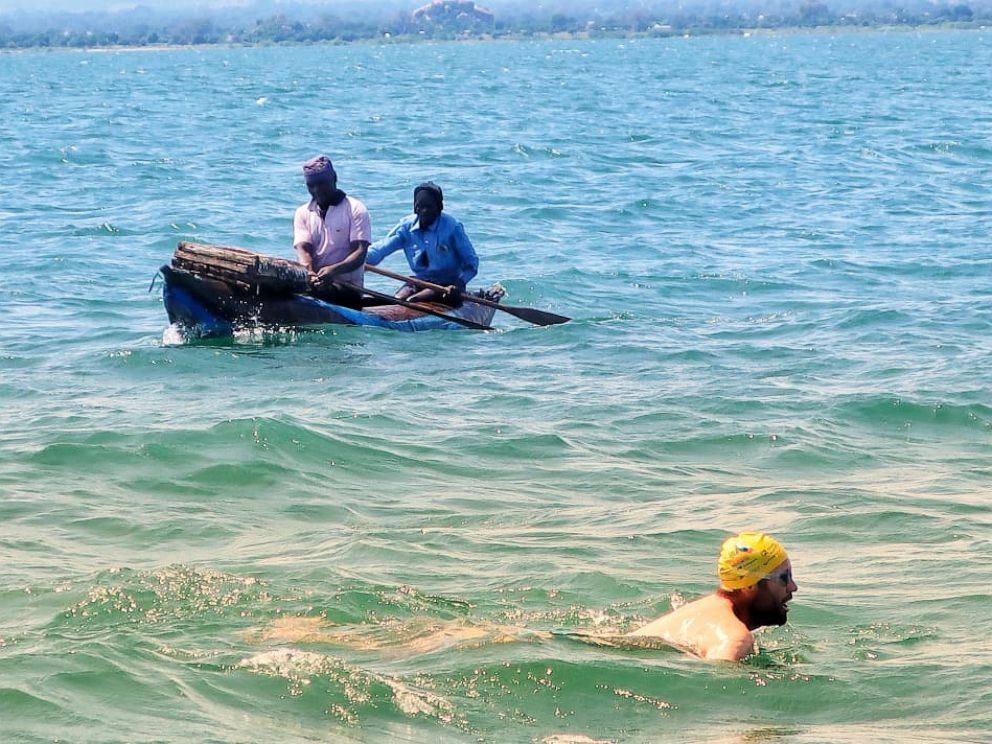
[303,155,336,184]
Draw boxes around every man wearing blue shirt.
[366,182,479,305]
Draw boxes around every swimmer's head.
[717,531,789,591]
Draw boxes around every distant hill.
[412,1,494,26]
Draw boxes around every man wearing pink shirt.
[293,155,371,309]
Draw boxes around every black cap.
[413,181,443,211]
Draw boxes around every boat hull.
[161,265,498,337]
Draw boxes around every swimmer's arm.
[704,631,755,662]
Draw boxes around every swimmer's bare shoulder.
[626,593,755,662]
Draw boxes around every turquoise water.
[2,30,991,743]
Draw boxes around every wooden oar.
[337,282,493,331]
[364,265,570,326]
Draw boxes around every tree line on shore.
[0,1,988,50]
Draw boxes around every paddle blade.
[498,303,571,326]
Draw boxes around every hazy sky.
[0,0,551,18]
[0,0,551,13]
[0,0,366,12]
[0,0,642,15]
[0,0,492,11]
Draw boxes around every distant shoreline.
[0,22,987,54]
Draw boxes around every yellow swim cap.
[717,532,789,591]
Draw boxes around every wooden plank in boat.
[172,241,309,295]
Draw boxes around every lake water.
[1,30,990,743]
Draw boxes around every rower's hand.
[406,289,434,303]
[443,284,460,300]
[313,266,341,287]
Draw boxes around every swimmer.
[627,531,798,661]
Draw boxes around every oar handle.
[365,264,489,304]
[338,282,492,331]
